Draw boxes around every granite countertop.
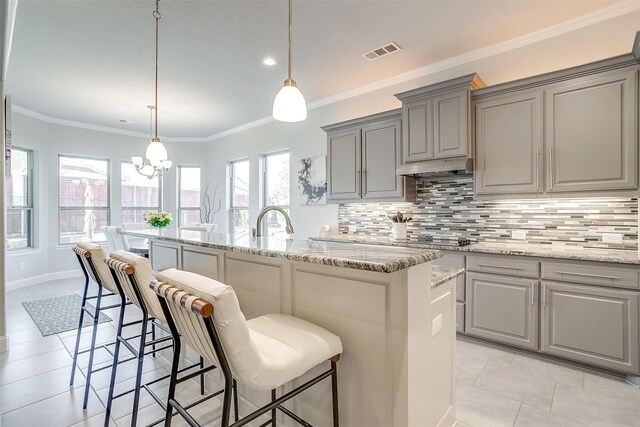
[123,229,442,273]
[431,265,465,288]
[311,234,640,265]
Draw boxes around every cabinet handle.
[476,263,522,270]
[530,282,535,305]
[542,285,546,308]
[555,271,621,280]
[536,149,540,191]
[549,147,553,191]
[363,170,367,194]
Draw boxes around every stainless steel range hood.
[396,157,473,176]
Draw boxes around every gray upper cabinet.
[546,69,638,193]
[327,127,361,201]
[323,110,415,203]
[473,54,639,198]
[475,91,543,195]
[395,74,484,172]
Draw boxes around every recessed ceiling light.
[262,57,277,66]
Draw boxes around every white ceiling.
[5,0,634,140]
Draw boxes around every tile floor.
[2,278,640,426]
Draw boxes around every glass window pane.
[180,209,201,226]
[59,156,109,207]
[231,160,250,208]
[7,149,29,207]
[180,167,201,208]
[265,152,289,206]
[122,209,151,224]
[231,209,250,236]
[59,208,108,244]
[121,162,160,208]
[264,208,290,238]
[7,209,30,249]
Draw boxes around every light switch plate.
[512,230,527,240]
[603,233,623,245]
[432,314,443,336]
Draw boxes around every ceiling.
[6,0,632,140]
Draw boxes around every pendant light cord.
[154,0,161,139]
[287,0,292,81]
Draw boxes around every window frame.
[58,154,111,245]
[228,158,250,235]
[7,146,34,250]
[177,165,201,227]
[120,160,163,224]
[261,149,290,236]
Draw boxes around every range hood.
[396,157,473,176]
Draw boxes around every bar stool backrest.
[73,242,119,294]
[153,268,263,387]
[106,250,166,322]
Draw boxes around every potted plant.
[388,211,412,240]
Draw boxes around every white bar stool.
[151,268,343,427]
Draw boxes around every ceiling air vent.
[362,42,402,61]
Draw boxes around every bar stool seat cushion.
[110,250,166,322]
[157,268,343,390]
[77,242,118,294]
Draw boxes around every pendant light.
[272,0,307,122]
[132,0,172,178]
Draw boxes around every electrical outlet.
[512,230,527,240]
[19,262,25,271]
[432,314,443,336]
[603,233,623,245]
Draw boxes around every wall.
[339,175,639,250]
[207,11,640,240]
[6,112,208,286]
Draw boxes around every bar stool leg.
[220,376,233,427]
[199,356,205,395]
[271,389,276,427]
[70,272,89,386]
[130,315,149,427]
[104,297,127,426]
[83,286,103,409]
[151,321,156,358]
[164,335,182,427]
[233,379,239,422]
[331,361,339,427]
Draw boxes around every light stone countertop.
[123,229,443,273]
[431,265,465,289]
[311,234,640,265]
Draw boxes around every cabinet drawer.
[542,261,640,290]
[467,254,538,278]
[456,302,464,333]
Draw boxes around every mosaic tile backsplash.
[338,174,638,250]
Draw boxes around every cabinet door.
[546,69,638,193]
[541,281,639,373]
[327,127,361,201]
[465,272,538,350]
[361,118,404,199]
[402,98,433,162]
[433,89,469,159]
[475,91,543,195]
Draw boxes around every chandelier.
[132,0,172,178]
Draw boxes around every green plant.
[388,211,413,223]
[144,210,172,228]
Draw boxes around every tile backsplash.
[338,174,638,250]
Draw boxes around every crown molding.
[15,0,640,143]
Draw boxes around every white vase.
[391,222,407,240]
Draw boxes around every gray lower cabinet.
[465,272,538,350]
[546,69,638,193]
[475,91,543,195]
[541,281,639,373]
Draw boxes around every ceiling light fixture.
[131,0,172,179]
[272,0,307,122]
[262,57,277,66]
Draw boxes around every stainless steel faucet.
[252,206,294,237]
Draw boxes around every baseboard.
[0,335,9,353]
[6,270,83,292]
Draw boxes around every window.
[59,155,109,244]
[121,161,161,223]
[6,148,33,249]
[178,166,201,226]
[229,159,250,236]
[262,151,290,237]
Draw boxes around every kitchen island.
[123,229,460,427]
